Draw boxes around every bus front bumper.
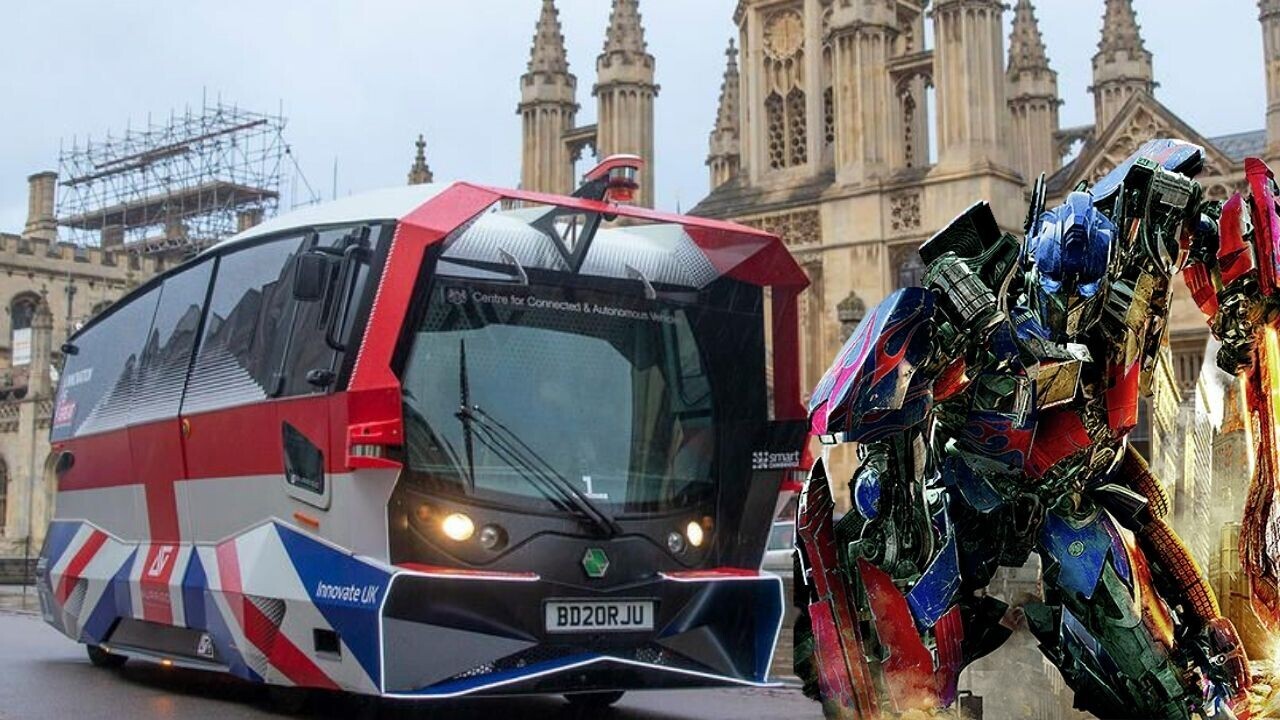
[379,567,785,697]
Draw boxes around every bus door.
[177,226,380,548]
[179,233,331,538]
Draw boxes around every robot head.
[1024,191,1116,341]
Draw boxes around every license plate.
[544,600,655,633]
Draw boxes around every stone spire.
[1007,0,1061,180]
[601,0,647,57]
[1261,0,1280,161]
[407,134,434,185]
[707,38,741,189]
[1008,0,1050,75]
[528,0,570,75]
[595,0,658,207]
[1091,0,1156,133]
[519,0,578,195]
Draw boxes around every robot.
[793,139,1280,719]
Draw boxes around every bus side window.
[57,286,162,439]
[129,260,213,425]
[273,224,384,396]
[182,234,307,414]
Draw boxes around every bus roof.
[206,183,449,253]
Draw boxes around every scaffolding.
[56,100,288,252]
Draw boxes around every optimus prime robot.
[793,139,1280,719]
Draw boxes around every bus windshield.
[400,279,716,517]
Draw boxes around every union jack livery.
[37,157,809,708]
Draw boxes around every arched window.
[786,88,808,166]
[902,93,918,169]
[766,93,786,170]
[10,293,39,367]
[10,294,37,332]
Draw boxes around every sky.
[0,0,1268,236]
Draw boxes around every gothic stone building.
[0,173,174,562]
[692,0,1280,403]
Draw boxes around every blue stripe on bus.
[82,548,136,643]
[275,523,390,686]
[42,521,82,571]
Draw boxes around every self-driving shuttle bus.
[36,157,810,706]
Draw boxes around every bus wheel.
[86,644,127,669]
[564,691,625,709]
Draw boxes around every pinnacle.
[527,0,571,76]
[1097,0,1148,58]
[602,0,648,58]
[1008,0,1051,74]
[407,134,433,185]
[714,38,739,132]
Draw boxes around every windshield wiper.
[457,339,476,492]
[462,404,621,538]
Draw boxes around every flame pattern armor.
[794,140,1262,720]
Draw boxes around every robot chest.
[954,358,1139,480]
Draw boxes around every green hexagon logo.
[582,548,610,579]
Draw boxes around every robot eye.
[1039,275,1062,294]
[1077,280,1102,298]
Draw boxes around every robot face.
[1025,192,1116,342]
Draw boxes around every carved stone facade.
[889,192,921,234]
[691,0,1274,434]
[742,208,821,248]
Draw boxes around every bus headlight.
[685,521,705,548]
[667,531,686,555]
[441,513,475,542]
[478,524,506,551]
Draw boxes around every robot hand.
[1184,158,1280,374]
[1195,617,1251,717]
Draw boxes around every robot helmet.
[1024,191,1116,341]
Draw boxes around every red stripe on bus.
[215,540,245,629]
[241,598,339,691]
[57,529,107,604]
[56,395,346,494]
[216,537,337,690]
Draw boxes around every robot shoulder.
[808,287,937,443]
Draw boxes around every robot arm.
[794,204,1018,715]
[792,287,942,717]
[1182,158,1280,631]
[1119,447,1251,708]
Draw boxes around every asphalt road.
[0,607,822,720]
